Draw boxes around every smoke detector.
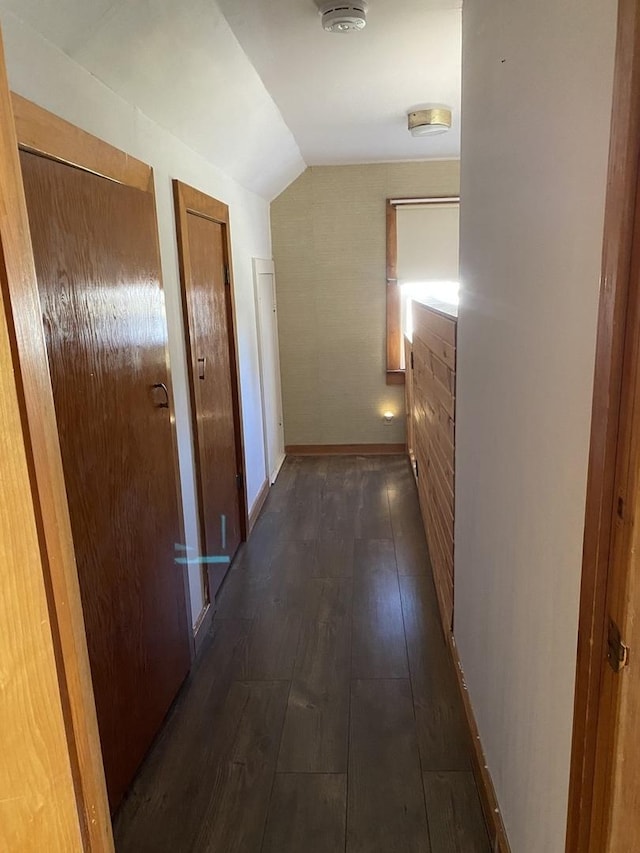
[320,2,368,33]
[408,108,453,137]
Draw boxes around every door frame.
[1,80,113,851]
[252,257,285,485]
[172,180,249,598]
[567,1,640,849]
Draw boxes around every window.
[386,197,460,381]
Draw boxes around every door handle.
[152,382,170,408]
[197,357,206,380]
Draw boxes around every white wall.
[1,11,273,627]
[456,1,617,850]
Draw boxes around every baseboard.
[192,602,213,656]
[448,634,511,853]
[285,443,406,456]
[269,452,286,484]
[248,477,270,531]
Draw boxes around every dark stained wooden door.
[20,150,191,810]
[184,212,242,592]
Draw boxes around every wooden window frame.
[172,180,250,602]
[386,196,460,385]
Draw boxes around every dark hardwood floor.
[113,455,489,853]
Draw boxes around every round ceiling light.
[408,108,452,137]
[320,2,368,33]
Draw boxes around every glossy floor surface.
[114,455,490,852]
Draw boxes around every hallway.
[114,455,489,852]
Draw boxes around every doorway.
[16,98,191,810]
[173,180,247,601]
[253,258,285,485]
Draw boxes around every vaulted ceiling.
[218,0,462,166]
[0,0,461,198]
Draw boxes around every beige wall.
[271,162,460,446]
[456,1,617,850]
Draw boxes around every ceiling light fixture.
[408,108,452,137]
[320,2,368,33]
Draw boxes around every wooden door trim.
[173,179,249,574]
[11,93,153,192]
[177,181,229,224]
[567,2,640,850]
[0,40,113,852]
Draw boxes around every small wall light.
[408,108,452,137]
[383,411,394,424]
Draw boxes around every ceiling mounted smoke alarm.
[408,108,452,137]
[320,2,368,33]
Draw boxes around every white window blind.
[396,202,460,345]
[396,202,460,282]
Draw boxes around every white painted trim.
[270,451,286,484]
[253,258,286,484]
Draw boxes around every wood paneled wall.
[406,301,457,631]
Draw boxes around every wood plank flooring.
[113,455,489,853]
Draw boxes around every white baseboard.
[269,452,286,484]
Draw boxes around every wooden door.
[254,258,285,483]
[174,182,247,599]
[0,30,113,850]
[20,148,191,810]
[566,5,640,849]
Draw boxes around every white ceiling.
[0,0,461,197]
[0,0,306,197]
[218,0,462,166]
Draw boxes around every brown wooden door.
[566,6,640,851]
[183,212,243,593]
[20,150,191,810]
